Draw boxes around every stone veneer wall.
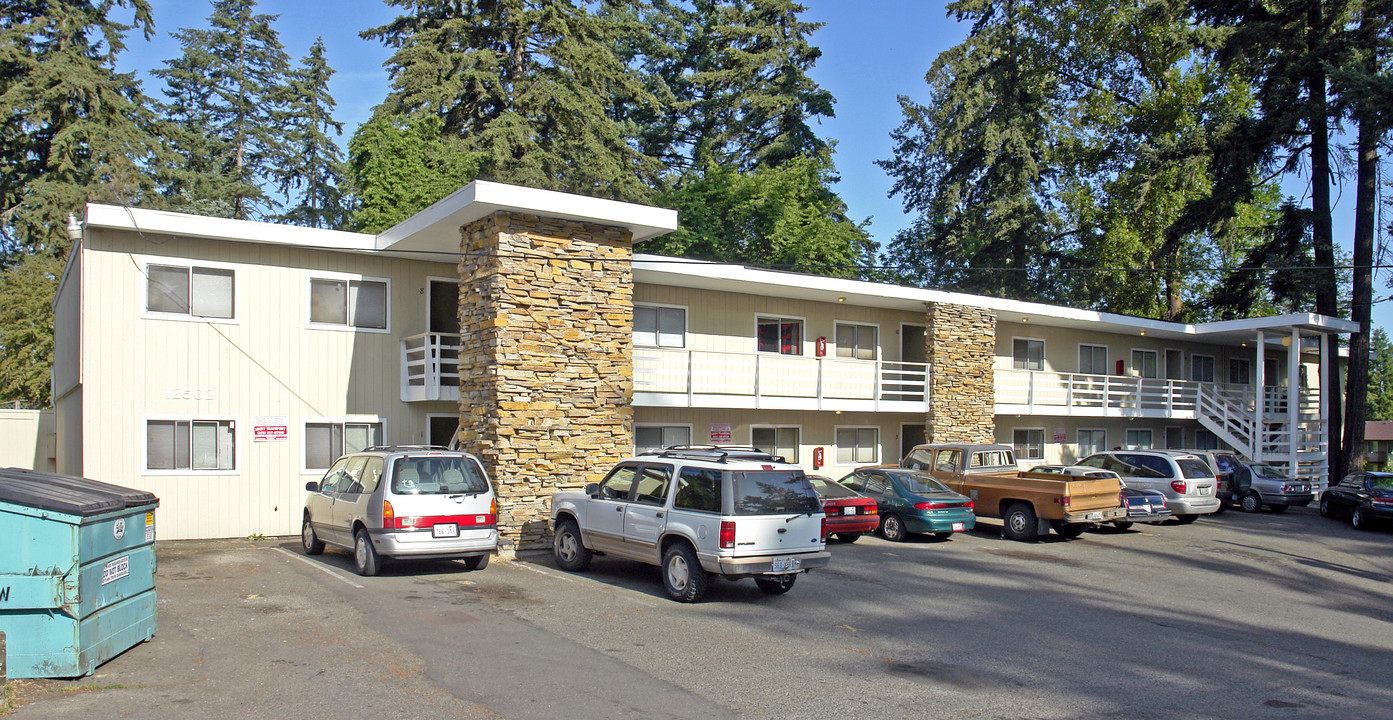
[925,302,997,443]
[456,212,634,553]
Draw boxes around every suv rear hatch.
[728,470,824,556]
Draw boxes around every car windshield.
[1250,465,1290,479]
[1177,459,1215,480]
[889,470,952,495]
[806,475,861,499]
[732,471,823,515]
[1369,475,1393,490]
[392,456,490,495]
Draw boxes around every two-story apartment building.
[52,181,1356,548]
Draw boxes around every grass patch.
[56,683,127,694]
[1,682,17,716]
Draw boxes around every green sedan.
[839,467,976,541]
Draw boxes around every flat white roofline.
[85,204,376,251]
[633,255,1359,341]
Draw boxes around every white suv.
[1078,450,1221,523]
[549,446,830,602]
[302,447,498,575]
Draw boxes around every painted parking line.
[265,546,365,589]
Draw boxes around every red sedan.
[807,475,879,542]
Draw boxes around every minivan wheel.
[1002,503,1038,541]
[553,519,592,572]
[879,514,907,542]
[353,529,380,576]
[1172,514,1198,525]
[463,553,489,571]
[301,516,324,555]
[662,543,709,603]
[754,574,796,595]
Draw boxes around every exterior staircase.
[1195,384,1328,484]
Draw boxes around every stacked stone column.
[925,302,997,443]
[456,212,634,553]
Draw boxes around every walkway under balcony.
[633,347,929,412]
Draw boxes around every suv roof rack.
[638,445,788,464]
[362,445,455,453]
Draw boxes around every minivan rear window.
[732,471,822,515]
[392,456,490,494]
[1178,459,1214,480]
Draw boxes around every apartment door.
[892,324,927,402]
[901,423,926,461]
[1165,349,1185,380]
[428,279,461,335]
[429,416,459,449]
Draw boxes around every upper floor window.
[835,323,877,360]
[1079,344,1107,375]
[147,263,234,319]
[1132,349,1158,378]
[1230,358,1251,385]
[1191,355,1215,383]
[1013,338,1044,371]
[757,317,802,355]
[635,305,686,348]
[309,275,388,331]
[146,418,235,471]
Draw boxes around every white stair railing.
[1195,383,1256,457]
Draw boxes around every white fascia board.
[85,204,376,252]
[375,180,679,255]
[633,255,1358,340]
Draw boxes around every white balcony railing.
[633,347,928,411]
[401,332,460,402]
[994,369,1319,419]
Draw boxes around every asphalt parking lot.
[5,506,1392,719]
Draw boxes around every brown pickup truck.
[901,443,1126,541]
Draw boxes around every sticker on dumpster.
[113,518,126,540]
[145,512,155,542]
[102,555,130,585]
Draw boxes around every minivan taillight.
[719,520,736,549]
[1171,480,1187,494]
[491,497,498,522]
[382,499,396,528]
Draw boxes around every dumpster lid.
[0,468,160,517]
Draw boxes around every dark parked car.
[807,475,879,542]
[838,467,975,541]
[1320,471,1393,529]
[1230,463,1313,513]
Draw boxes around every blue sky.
[114,0,1387,332]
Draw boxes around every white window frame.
[301,416,387,473]
[1191,354,1216,383]
[140,257,239,324]
[1012,427,1046,461]
[1077,428,1107,458]
[755,315,806,356]
[1125,428,1154,450]
[634,423,693,454]
[1012,337,1045,371]
[1078,343,1108,375]
[834,425,880,465]
[634,303,688,348]
[142,414,239,476]
[1131,349,1159,379]
[833,321,879,361]
[750,424,801,462]
[305,271,391,334]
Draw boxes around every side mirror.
[584,483,600,497]
[305,481,319,492]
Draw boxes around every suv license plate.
[951,522,965,531]
[432,523,459,538]
[771,557,800,572]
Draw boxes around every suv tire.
[463,553,489,571]
[754,574,796,595]
[301,515,324,555]
[662,542,709,603]
[1173,514,1199,524]
[354,528,380,576]
[553,518,593,571]
[1002,502,1038,541]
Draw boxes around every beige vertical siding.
[0,409,56,471]
[78,228,459,540]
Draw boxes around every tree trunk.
[1307,0,1342,486]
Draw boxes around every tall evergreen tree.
[276,38,349,229]
[154,0,292,220]
[361,0,662,203]
[878,0,1064,302]
[1368,328,1393,421]
[1,0,163,406]
[349,112,484,233]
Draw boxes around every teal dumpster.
[0,468,159,678]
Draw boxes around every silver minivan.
[302,447,498,575]
[1078,450,1221,523]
